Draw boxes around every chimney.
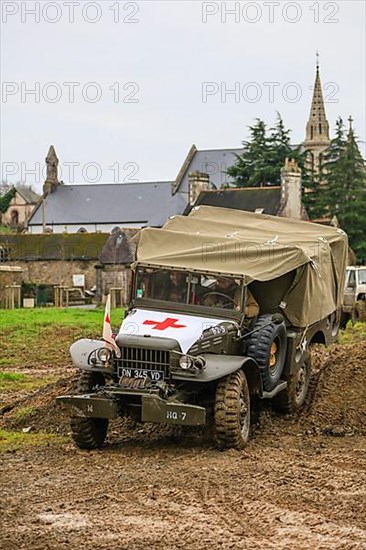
[43,145,59,196]
[188,171,210,205]
[280,158,302,219]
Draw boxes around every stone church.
[27,62,331,233]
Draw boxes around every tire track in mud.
[1,338,366,549]
[1,433,366,550]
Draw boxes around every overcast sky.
[1,0,365,192]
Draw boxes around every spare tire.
[246,314,287,392]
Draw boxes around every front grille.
[116,347,170,378]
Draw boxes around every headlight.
[179,355,193,370]
[97,348,112,363]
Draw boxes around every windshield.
[346,268,366,286]
[134,268,245,311]
[358,269,366,285]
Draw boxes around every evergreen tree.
[270,112,305,181]
[301,154,323,219]
[227,114,304,187]
[302,120,347,219]
[0,186,15,215]
[226,119,271,187]
[321,117,366,261]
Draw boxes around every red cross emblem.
[143,317,186,331]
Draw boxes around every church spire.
[304,55,330,146]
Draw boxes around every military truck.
[57,206,348,450]
[341,266,366,327]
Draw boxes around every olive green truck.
[57,206,348,449]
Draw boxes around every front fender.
[172,354,259,383]
[70,338,105,368]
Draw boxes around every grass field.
[0,308,364,371]
[0,307,124,331]
[0,307,124,371]
[0,428,67,451]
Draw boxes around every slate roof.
[28,182,187,227]
[190,187,282,216]
[173,146,244,194]
[16,186,40,204]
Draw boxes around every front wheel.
[70,371,109,450]
[214,370,250,450]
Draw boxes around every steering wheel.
[203,292,236,309]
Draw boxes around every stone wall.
[3,260,97,289]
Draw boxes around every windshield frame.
[131,265,247,318]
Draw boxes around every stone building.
[2,186,40,228]
[187,158,307,220]
[27,144,242,234]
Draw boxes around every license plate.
[118,367,164,382]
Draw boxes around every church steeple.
[304,54,330,147]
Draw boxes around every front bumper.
[56,393,206,426]
[56,395,119,419]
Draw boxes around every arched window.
[11,210,19,226]
[77,227,88,233]
[310,126,314,140]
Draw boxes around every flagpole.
[103,293,120,364]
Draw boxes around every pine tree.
[270,113,305,182]
[321,117,366,261]
[301,156,322,219]
[227,114,304,187]
[226,119,271,187]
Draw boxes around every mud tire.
[351,307,359,325]
[70,371,109,450]
[340,312,350,329]
[246,315,287,392]
[355,300,366,322]
[215,370,250,450]
[272,352,311,414]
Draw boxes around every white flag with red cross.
[103,294,121,357]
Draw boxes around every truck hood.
[116,308,227,354]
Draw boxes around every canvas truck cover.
[133,206,348,327]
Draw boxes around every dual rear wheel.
[272,352,311,413]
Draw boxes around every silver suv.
[341,267,366,326]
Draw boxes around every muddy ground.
[1,342,365,549]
